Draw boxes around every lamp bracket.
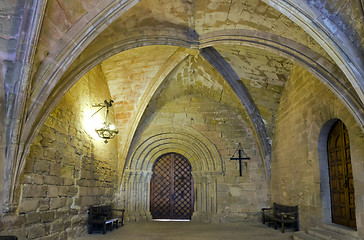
[91,99,114,117]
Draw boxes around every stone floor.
[73,221,294,240]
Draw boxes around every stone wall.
[122,55,270,223]
[271,64,364,235]
[0,65,119,239]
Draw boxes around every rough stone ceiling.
[214,45,293,134]
[69,0,358,161]
[98,44,293,144]
[101,45,179,131]
[89,0,318,148]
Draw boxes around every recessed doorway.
[327,120,356,228]
[150,153,194,219]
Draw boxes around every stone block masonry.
[0,66,118,239]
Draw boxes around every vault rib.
[200,47,272,180]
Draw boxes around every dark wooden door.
[327,120,356,228]
[150,153,193,219]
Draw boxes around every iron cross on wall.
[230,143,250,176]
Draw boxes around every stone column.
[191,172,218,222]
[122,170,152,221]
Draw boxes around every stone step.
[321,223,358,239]
[308,227,358,240]
[293,231,318,240]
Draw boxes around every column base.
[126,211,152,222]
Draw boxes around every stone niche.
[0,65,119,239]
[120,55,270,223]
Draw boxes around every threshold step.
[308,227,358,240]
[321,223,358,238]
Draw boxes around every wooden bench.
[261,202,299,233]
[88,205,125,234]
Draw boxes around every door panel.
[327,120,356,228]
[172,154,193,219]
[150,153,193,219]
[150,154,172,218]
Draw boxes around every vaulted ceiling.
[22,0,364,177]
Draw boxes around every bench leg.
[103,223,106,234]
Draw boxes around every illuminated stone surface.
[0,0,363,239]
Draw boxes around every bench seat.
[88,205,125,234]
[262,202,299,233]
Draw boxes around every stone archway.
[121,127,223,222]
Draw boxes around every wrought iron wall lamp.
[230,143,250,176]
[92,99,119,143]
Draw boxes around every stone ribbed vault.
[1,0,364,237]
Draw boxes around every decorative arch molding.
[122,127,223,222]
[126,127,224,174]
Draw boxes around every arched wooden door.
[150,153,194,219]
[327,120,356,228]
